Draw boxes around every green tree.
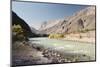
[12,24,26,41]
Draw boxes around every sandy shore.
[64,31,95,43]
[63,37,95,43]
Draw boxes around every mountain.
[39,6,96,34]
[12,11,38,37]
[30,27,39,34]
[30,27,48,37]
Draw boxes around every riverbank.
[12,40,92,66]
[48,31,95,43]
[63,37,95,44]
[12,41,52,66]
[12,41,69,66]
[63,31,95,43]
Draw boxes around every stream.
[29,37,95,62]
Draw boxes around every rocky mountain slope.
[12,11,38,38]
[12,11,47,38]
[39,6,96,34]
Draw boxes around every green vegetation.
[49,34,64,39]
[12,24,27,42]
[12,24,23,34]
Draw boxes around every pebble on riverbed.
[31,43,91,63]
[42,48,71,63]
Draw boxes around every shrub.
[12,24,23,35]
[49,34,64,39]
[12,24,27,41]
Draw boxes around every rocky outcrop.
[39,6,96,34]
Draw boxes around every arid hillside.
[39,6,96,34]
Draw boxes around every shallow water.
[29,37,95,61]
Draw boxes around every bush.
[12,24,27,41]
[49,34,64,39]
[12,24,23,35]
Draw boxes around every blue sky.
[12,1,89,30]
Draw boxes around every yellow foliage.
[49,34,64,39]
[12,24,23,35]
[12,24,26,41]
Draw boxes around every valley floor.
[64,31,95,43]
[12,38,95,66]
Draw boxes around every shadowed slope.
[12,11,36,37]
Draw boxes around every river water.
[29,37,95,61]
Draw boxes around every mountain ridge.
[39,6,96,34]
